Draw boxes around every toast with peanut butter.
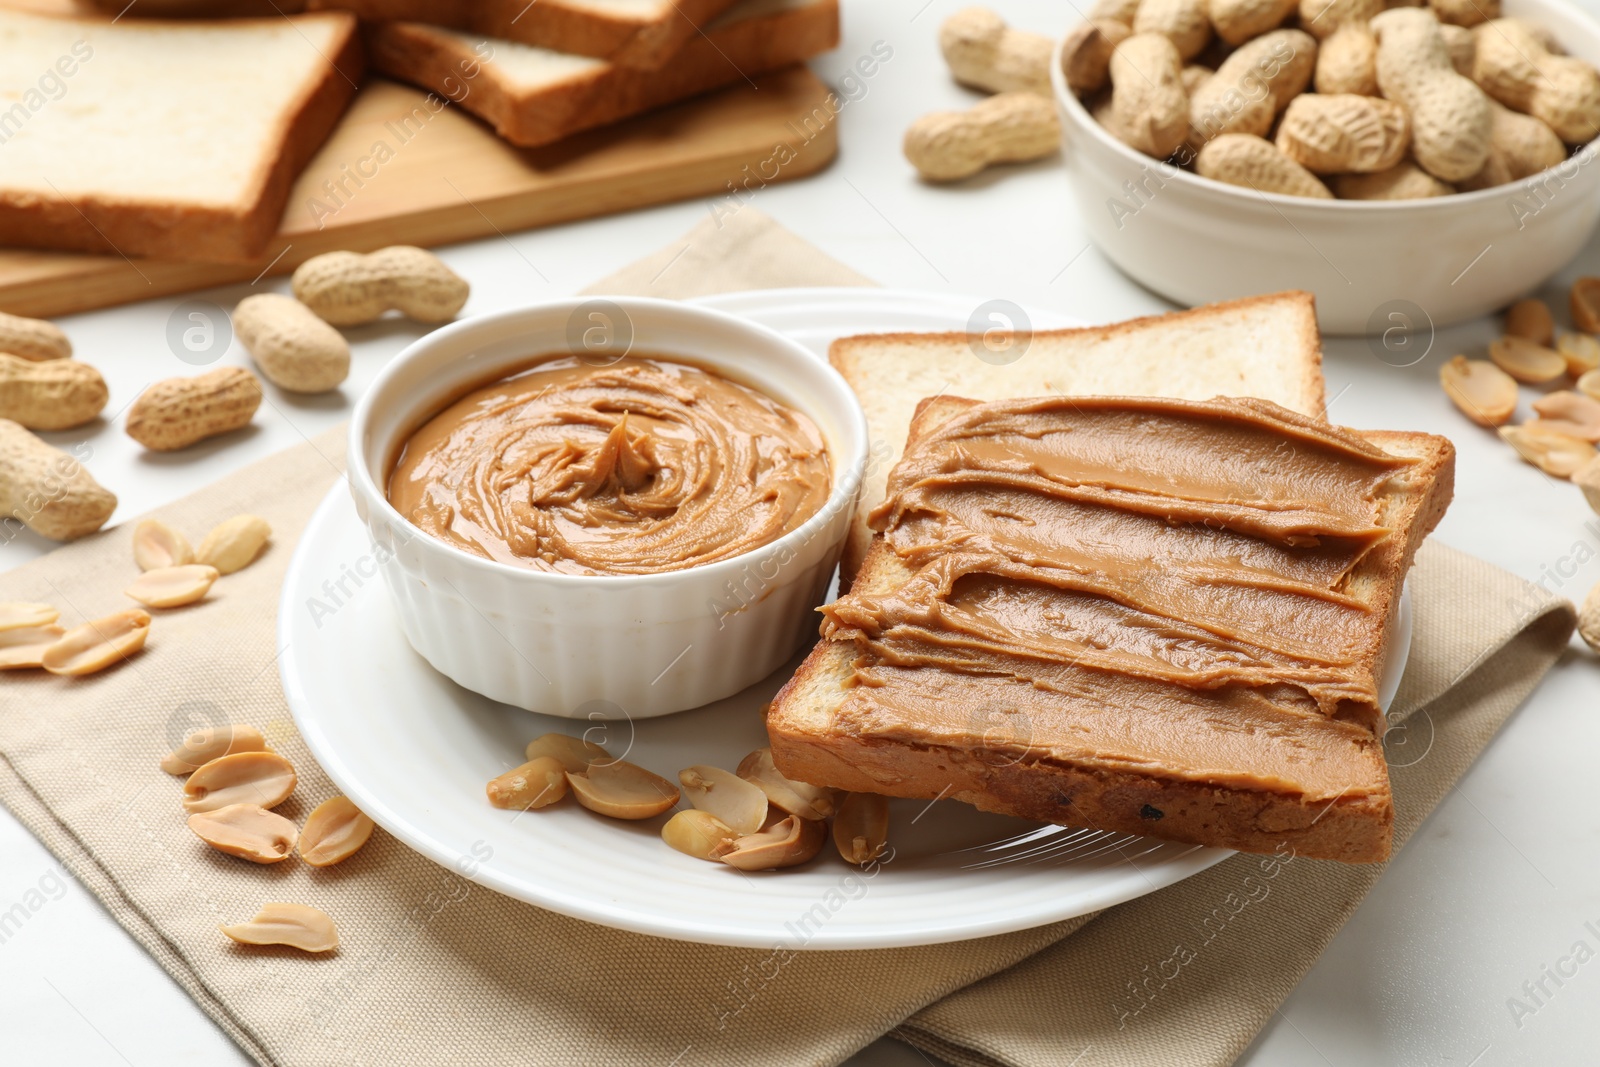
[832,290,1326,583]
[766,393,1454,864]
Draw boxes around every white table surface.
[4,2,1599,1064]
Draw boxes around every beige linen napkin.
[0,210,1576,1067]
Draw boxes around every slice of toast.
[312,0,745,70]
[365,0,839,148]
[81,1,311,13]
[832,290,1325,583]
[767,395,1455,864]
[0,9,362,263]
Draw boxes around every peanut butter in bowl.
[387,354,832,575]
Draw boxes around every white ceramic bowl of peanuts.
[1048,0,1600,333]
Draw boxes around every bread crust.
[79,0,310,14]
[479,0,745,69]
[366,0,840,148]
[314,0,744,69]
[0,12,363,264]
[766,398,1455,864]
[1346,428,1456,698]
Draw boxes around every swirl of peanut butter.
[387,356,831,575]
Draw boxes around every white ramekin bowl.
[347,297,869,720]
[1052,0,1600,334]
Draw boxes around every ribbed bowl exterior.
[354,486,851,717]
[347,297,868,720]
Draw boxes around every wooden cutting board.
[0,66,838,317]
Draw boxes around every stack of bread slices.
[348,0,841,150]
[0,0,839,263]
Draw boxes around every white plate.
[280,288,1411,949]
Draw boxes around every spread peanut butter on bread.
[768,393,1456,864]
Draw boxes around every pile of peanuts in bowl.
[1058,0,1600,200]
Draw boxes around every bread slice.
[79,0,310,15]
[832,290,1325,583]
[312,0,744,70]
[365,0,839,148]
[0,10,362,264]
[767,395,1454,864]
